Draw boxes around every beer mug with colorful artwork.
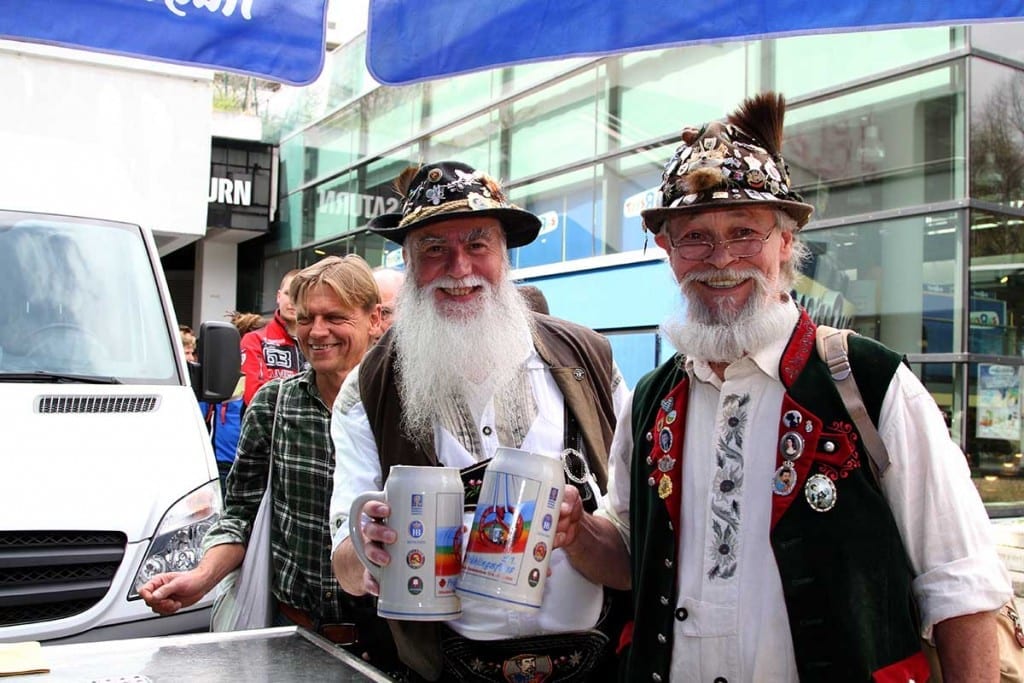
[457,447,564,611]
[349,465,464,620]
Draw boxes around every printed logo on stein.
[409,520,424,539]
[463,471,537,586]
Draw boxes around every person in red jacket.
[240,269,306,406]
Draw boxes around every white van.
[0,209,239,643]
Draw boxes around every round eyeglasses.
[668,227,775,261]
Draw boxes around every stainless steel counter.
[6,626,393,682]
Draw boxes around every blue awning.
[366,0,1024,85]
[0,0,328,85]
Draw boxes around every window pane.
[772,27,960,98]
[511,167,601,268]
[426,113,502,172]
[615,46,750,151]
[970,59,1024,206]
[787,65,965,222]
[508,70,602,179]
[968,362,1024,507]
[969,210,1024,356]
[797,212,961,356]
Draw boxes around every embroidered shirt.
[330,348,630,640]
[203,369,352,623]
[602,304,1010,682]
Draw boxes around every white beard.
[393,272,535,444]
[661,268,794,363]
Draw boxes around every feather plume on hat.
[392,164,421,198]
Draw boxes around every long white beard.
[661,268,794,363]
[393,273,535,443]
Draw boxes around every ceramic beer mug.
[457,447,564,611]
[349,465,464,621]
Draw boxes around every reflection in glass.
[0,213,176,382]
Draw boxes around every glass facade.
[251,25,1024,506]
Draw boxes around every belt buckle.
[319,622,358,646]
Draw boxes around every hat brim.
[368,207,542,248]
[642,198,814,234]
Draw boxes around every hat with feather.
[641,92,813,233]
[367,161,541,247]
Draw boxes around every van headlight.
[129,481,222,598]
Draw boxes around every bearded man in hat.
[328,161,630,681]
[563,93,1012,682]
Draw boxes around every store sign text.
[209,178,252,206]
[317,189,401,220]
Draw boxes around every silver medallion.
[804,474,837,512]
[780,431,805,461]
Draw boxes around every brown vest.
[357,313,618,680]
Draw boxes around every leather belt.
[441,627,609,682]
[277,601,359,646]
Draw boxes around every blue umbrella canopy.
[0,0,328,86]
[366,0,1024,85]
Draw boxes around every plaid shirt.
[203,369,360,623]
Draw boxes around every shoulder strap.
[268,379,285,481]
[814,325,891,479]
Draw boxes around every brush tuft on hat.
[727,92,786,156]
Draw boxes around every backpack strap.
[814,325,891,479]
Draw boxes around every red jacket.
[239,311,305,405]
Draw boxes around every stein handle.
[348,490,387,582]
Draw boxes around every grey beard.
[392,274,535,445]
[661,270,794,363]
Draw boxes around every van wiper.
[0,372,122,384]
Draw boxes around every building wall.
[254,25,1024,505]
[0,40,213,256]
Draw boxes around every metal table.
[5,626,392,682]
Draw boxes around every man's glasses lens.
[671,228,773,261]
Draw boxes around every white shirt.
[602,305,1011,682]
[331,348,630,640]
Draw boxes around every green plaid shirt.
[203,369,359,623]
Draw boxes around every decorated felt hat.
[367,161,541,247]
[641,92,813,233]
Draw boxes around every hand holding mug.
[349,465,464,621]
[353,498,398,596]
[554,484,584,550]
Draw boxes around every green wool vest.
[624,312,924,683]
[357,313,619,681]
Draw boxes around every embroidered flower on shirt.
[708,520,739,579]
[706,393,749,581]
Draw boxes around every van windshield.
[0,211,178,384]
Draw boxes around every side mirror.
[191,321,241,403]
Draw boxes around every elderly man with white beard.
[328,161,631,682]
[563,93,1012,683]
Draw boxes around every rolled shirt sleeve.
[879,365,1012,636]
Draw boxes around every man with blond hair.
[141,256,397,667]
